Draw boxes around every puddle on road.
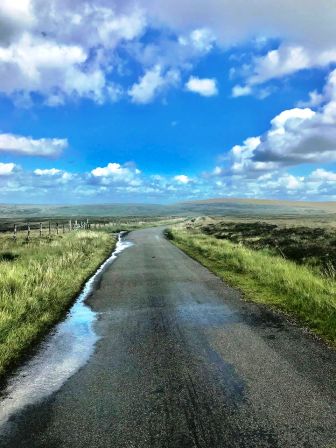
[0,233,133,426]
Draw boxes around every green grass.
[198,220,336,276]
[0,230,116,379]
[168,227,336,344]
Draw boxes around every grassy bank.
[198,220,336,276]
[0,230,116,379]
[168,227,336,344]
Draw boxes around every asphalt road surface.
[1,227,335,447]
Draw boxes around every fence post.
[48,221,51,237]
[56,222,59,235]
[63,223,65,233]
[40,222,42,238]
[27,223,30,242]
[13,224,17,241]
[69,219,72,231]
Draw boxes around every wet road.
[0,227,335,447]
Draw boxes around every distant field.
[197,219,336,275]
[0,215,183,234]
[0,203,169,219]
[0,198,335,221]
[183,197,336,211]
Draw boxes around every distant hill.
[172,197,336,218]
[0,198,335,219]
[181,197,336,211]
[0,203,167,219]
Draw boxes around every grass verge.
[0,230,116,379]
[168,227,336,344]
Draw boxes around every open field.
[193,219,336,276]
[167,225,336,344]
[0,216,184,236]
[1,198,336,221]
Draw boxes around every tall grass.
[168,227,336,344]
[0,231,116,379]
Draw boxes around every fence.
[1,217,157,242]
[8,219,93,242]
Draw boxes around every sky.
[0,0,336,204]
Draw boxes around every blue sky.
[0,0,336,203]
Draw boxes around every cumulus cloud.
[206,167,336,200]
[0,133,68,157]
[0,158,336,202]
[3,163,336,201]
[232,85,252,98]
[127,27,215,79]
[179,28,215,53]
[91,162,139,178]
[133,0,336,50]
[174,174,191,184]
[2,0,335,105]
[246,45,336,88]
[34,168,61,176]
[129,65,180,103]
[0,0,34,45]
[185,76,218,96]
[133,0,336,94]
[0,33,116,103]
[297,90,325,108]
[90,162,142,190]
[0,162,16,176]
[0,1,145,104]
[216,69,336,178]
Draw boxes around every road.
[0,227,335,447]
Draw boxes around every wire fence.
[0,217,172,243]
[8,220,91,242]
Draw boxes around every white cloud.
[0,162,16,176]
[0,1,146,104]
[0,159,336,202]
[0,33,113,103]
[134,0,336,51]
[129,65,180,103]
[220,70,336,177]
[90,162,142,188]
[92,7,146,46]
[179,28,215,53]
[185,76,218,96]
[309,168,336,182]
[232,84,252,97]
[297,90,325,108]
[91,162,133,177]
[0,133,68,157]
[247,45,336,87]
[34,168,62,176]
[128,0,336,92]
[174,174,191,184]
[1,0,336,105]
[0,0,34,44]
